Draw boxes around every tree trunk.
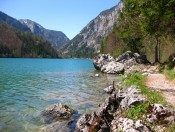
[155,36,159,63]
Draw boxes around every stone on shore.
[101,61,124,74]
[75,84,175,131]
[75,85,147,132]
[146,104,175,124]
[118,86,146,110]
[111,118,151,132]
[93,54,115,70]
[93,51,149,74]
[104,85,115,94]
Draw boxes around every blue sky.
[0,0,119,39]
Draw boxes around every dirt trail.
[145,73,175,107]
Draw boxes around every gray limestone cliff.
[60,2,123,58]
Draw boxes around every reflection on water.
[0,58,119,132]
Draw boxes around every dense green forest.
[101,0,175,63]
[0,24,59,58]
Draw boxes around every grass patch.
[164,69,175,80]
[163,123,175,132]
[122,73,167,120]
[127,103,150,120]
[125,73,167,105]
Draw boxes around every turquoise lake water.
[0,58,119,132]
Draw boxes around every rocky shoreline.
[41,51,175,132]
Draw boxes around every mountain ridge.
[0,11,31,32]
[0,11,69,49]
[19,19,69,48]
[60,2,123,58]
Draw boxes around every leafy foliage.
[163,69,175,80]
[100,36,108,53]
[125,73,167,104]
[102,0,175,63]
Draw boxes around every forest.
[0,24,59,58]
[101,0,175,63]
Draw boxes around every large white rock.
[101,61,124,74]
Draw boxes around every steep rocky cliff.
[60,2,123,58]
[19,19,69,48]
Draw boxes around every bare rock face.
[41,103,74,123]
[61,2,123,57]
[20,19,69,49]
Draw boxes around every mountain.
[60,2,123,58]
[0,24,59,58]
[19,19,69,48]
[0,11,69,49]
[0,11,31,32]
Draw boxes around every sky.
[0,0,120,39]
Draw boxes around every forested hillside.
[101,0,175,63]
[0,24,59,58]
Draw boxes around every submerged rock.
[95,74,99,77]
[41,103,74,123]
[40,120,71,132]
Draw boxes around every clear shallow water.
[0,58,119,132]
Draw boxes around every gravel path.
[145,73,175,107]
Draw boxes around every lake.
[0,58,119,132]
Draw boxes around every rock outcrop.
[111,118,151,132]
[75,85,175,132]
[40,103,74,123]
[75,85,147,132]
[93,51,149,74]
